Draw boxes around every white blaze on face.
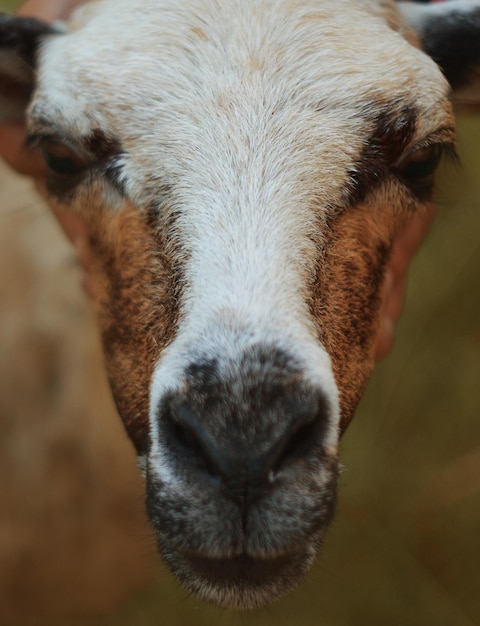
[145,84,349,466]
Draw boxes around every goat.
[1,0,479,611]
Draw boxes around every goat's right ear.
[0,14,58,122]
[399,1,480,109]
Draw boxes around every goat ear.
[0,14,57,122]
[399,1,480,108]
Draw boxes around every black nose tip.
[159,374,329,502]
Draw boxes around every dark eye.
[40,140,90,177]
[397,144,443,194]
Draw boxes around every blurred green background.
[1,0,16,10]
[1,1,479,625]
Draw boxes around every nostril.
[169,419,203,459]
[272,419,321,472]
[271,416,324,475]
[158,382,330,498]
[162,403,222,480]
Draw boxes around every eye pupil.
[40,141,88,176]
[399,145,442,182]
[43,151,79,175]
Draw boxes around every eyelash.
[394,143,457,200]
[27,134,126,196]
[40,140,92,177]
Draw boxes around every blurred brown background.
[1,2,480,625]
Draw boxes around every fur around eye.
[40,140,91,176]
[396,144,446,199]
[397,144,443,182]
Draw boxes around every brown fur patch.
[79,202,179,453]
[310,200,403,432]
[84,128,122,163]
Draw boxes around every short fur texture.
[1,0,478,610]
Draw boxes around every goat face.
[1,0,479,610]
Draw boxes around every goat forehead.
[35,0,450,156]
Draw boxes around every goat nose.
[160,388,329,500]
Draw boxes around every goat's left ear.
[399,1,480,107]
[0,14,58,122]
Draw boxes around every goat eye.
[398,145,443,183]
[40,140,89,176]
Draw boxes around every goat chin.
[159,546,318,610]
